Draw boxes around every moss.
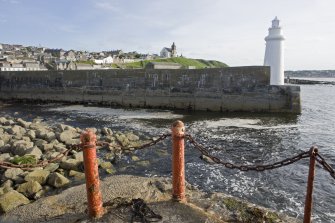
[11,155,37,165]
[222,197,281,223]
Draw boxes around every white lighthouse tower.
[264,17,285,85]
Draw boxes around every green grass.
[118,57,228,69]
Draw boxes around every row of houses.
[0,42,179,71]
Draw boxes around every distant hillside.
[116,57,228,69]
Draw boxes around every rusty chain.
[315,153,335,180]
[186,134,312,171]
[0,134,171,170]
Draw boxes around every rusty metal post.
[171,120,186,201]
[80,129,104,218]
[303,146,318,223]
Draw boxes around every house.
[145,62,181,69]
[64,50,76,61]
[160,42,177,58]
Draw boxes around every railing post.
[171,120,186,201]
[303,146,318,223]
[80,129,104,218]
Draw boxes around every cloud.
[94,0,121,12]
[1,0,19,4]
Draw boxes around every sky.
[1,0,334,70]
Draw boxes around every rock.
[35,129,48,140]
[101,127,113,135]
[5,119,14,126]
[16,180,42,198]
[0,153,11,162]
[42,143,54,152]
[12,140,34,156]
[58,130,79,145]
[72,151,84,162]
[131,156,140,161]
[115,134,130,147]
[4,168,24,181]
[24,170,50,185]
[60,159,82,171]
[47,172,70,188]
[126,132,140,141]
[44,163,59,172]
[55,124,66,132]
[53,144,67,153]
[25,146,43,159]
[7,125,26,135]
[16,118,31,128]
[100,161,113,170]
[0,117,8,125]
[68,170,85,181]
[34,139,48,148]
[44,132,56,142]
[0,190,30,213]
[200,155,215,164]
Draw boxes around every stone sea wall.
[0,67,301,113]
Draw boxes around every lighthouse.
[264,17,285,85]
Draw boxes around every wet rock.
[47,172,70,188]
[7,125,26,135]
[12,140,34,156]
[16,180,42,198]
[0,190,30,213]
[60,159,82,171]
[4,168,24,181]
[24,170,50,185]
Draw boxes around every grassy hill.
[116,57,228,69]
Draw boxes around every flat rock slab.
[0,175,300,223]
[0,175,222,223]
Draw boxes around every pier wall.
[0,66,301,113]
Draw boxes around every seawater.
[1,83,335,222]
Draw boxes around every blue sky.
[1,0,334,70]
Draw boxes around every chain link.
[186,134,311,172]
[315,153,335,180]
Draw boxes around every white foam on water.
[202,118,299,130]
[48,105,183,120]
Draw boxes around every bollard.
[303,146,318,223]
[171,120,186,201]
[80,129,104,218]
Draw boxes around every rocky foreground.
[0,115,301,222]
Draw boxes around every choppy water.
[1,83,335,222]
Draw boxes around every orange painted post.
[171,120,186,201]
[80,129,104,218]
[303,146,318,223]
